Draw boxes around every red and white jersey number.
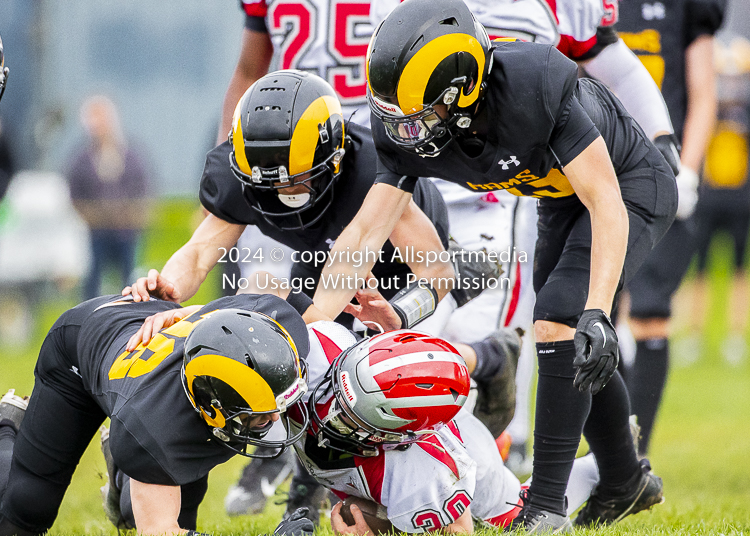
[267,0,373,105]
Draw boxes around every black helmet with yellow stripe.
[181,309,309,458]
[366,0,492,156]
[0,35,8,102]
[230,70,346,230]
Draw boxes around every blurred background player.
[370,0,677,474]
[617,0,726,456]
[0,35,12,203]
[67,95,150,300]
[688,36,750,365]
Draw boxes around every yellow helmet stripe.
[289,95,343,175]
[232,95,252,175]
[397,33,486,114]
[185,353,278,418]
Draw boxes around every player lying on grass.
[124,276,662,535]
[0,292,316,536]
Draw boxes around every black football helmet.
[366,0,492,156]
[181,309,309,458]
[0,35,8,102]
[230,70,346,230]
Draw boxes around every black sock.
[626,338,669,455]
[583,370,641,491]
[528,340,590,516]
[470,337,505,381]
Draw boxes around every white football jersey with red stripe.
[292,321,523,532]
[242,0,373,122]
[369,0,616,58]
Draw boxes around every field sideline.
[0,199,748,534]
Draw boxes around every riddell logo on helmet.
[371,95,402,116]
[340,371,357,406]
[283,383,300,400]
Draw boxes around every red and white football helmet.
[309,330,470,456]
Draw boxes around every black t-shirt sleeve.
[370,114,420,193]
[198,142,252,225]
[545,48,600,167]
[245,14,268,32]
[685,0,726,44]
[373,155,419,193]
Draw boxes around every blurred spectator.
[690,37,750,365]
[67,95,149,300]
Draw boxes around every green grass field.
[0,199,748,534]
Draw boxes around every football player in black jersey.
[313,0,676,530]
[0,293,312,535]
[617,0,726,457]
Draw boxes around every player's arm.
[680,34,717,179]
[582,39,674,140]
[130,479,188,535]
[564,136,628,315]
[389,199,455,297]
[217,26,273,144]
[124,213,245,303]
[313,183,413,319]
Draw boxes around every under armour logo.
[641,2,665,20]
[498,156,520,170]
[70,366,82,378]
[325,238,335,249]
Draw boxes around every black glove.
[573,309,619,395]
[653,133,681,176]
[448,238,503,307]
[274,508,315,536]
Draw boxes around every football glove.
[275,508,315,536]
[448,238,503,307]
[573,309,619,395]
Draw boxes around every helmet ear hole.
[439,17,458,26]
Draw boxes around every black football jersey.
[617,0,725,139]
[75,294,309,486]
[199,122,449,276]
[373,41,652,198]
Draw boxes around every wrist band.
[389,280,438,328]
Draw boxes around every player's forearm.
[681,35,717,172]
[585,195,628,315]
[313,184,413,318]
[583,39,673,140]
[130,480,186,535]
[313,222,384,319]
[160,244,215,303]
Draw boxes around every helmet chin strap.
[278,192,310,208]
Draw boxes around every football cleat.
[100,426,133,530]
[574,458,664,526]
[275,507,315,536]
[506,490,572,534]
[473,329,522,437]
[225,447,296,516]
[0,389,28,431]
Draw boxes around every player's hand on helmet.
[344,287,401,332]
[126,305,202,351]
[573,309,619,395]
[331,502,374,536]
[675,166,699,220]
[122,269,181,303]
